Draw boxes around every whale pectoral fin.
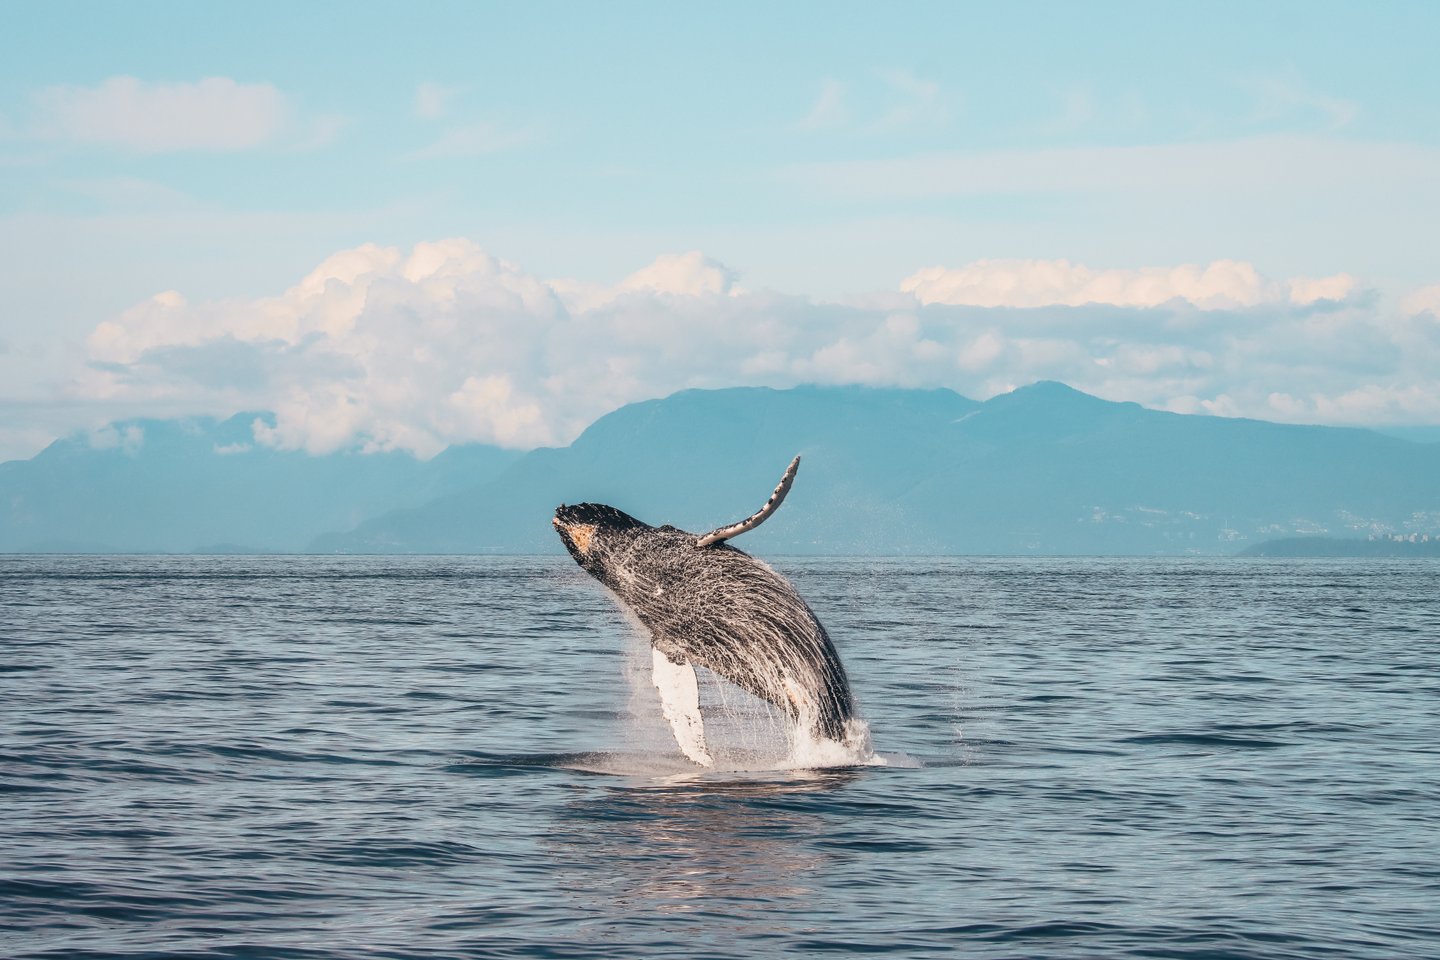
[695,454,800,548]
[651,647,714,767]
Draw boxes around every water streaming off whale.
[604,619,908,776]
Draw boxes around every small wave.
[871,751,923,768]
[1119,732,1291,749]
[443,750,604,775]
[445,745,921,781]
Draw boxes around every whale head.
[553,503,655,588]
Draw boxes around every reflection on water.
[549,769,859,938]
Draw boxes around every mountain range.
[0,413,519,553]
[3,384,1437,555]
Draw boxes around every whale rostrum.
[553,456,857,765]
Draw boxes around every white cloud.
[405,120,533,159]
[786,135,1440,201]
[87,423,145,454]
[33,76,290,152]
[82,240,570,455]
[872,69,950,131]
[1243,70,1359,131]
[1401,283,1440,317]
[798,69,952,133]
[618,251,736,297]
[1047,87,1097,132]
[289,114,348,152]
[902,258,1360,310]
[1288,273,1360,306]
[800,78,848,130]
[548,252,738,314]
[414,82,459,120]
[69,241,1440,459]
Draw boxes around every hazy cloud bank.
[19,76,337,153]
[902,258,1359,311]
[76,240,1440,457]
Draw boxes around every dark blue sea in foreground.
[3,555,1438,959]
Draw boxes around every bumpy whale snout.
[552,505,591,559]
[552,508,597,558]
[553,503,647,562]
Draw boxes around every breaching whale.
[552,456,860,766]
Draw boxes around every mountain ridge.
[313,384,1440,556]
[4,385,1437,555]
[0,413,521,553]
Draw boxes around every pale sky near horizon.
[2,1,1439,461]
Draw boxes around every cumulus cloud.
[617,251,736,297]
[1401,283,1440,317]
[902,258,1361,310]
[414,82,459,120]
[72,241,1440,457]
[404,120,533,159]
[547,252,738,314]
[32,76,291,152]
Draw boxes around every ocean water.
[2,554,1438,959]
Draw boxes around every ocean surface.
[3,555,1438,959]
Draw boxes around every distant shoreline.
[1237,537,1440,558]
[3,545,1439,559]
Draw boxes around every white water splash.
[617,623,907,773]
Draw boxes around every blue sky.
[2,1,1439,459]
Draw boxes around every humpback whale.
[553,457,861,766]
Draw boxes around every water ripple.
[2,555,1438,958]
